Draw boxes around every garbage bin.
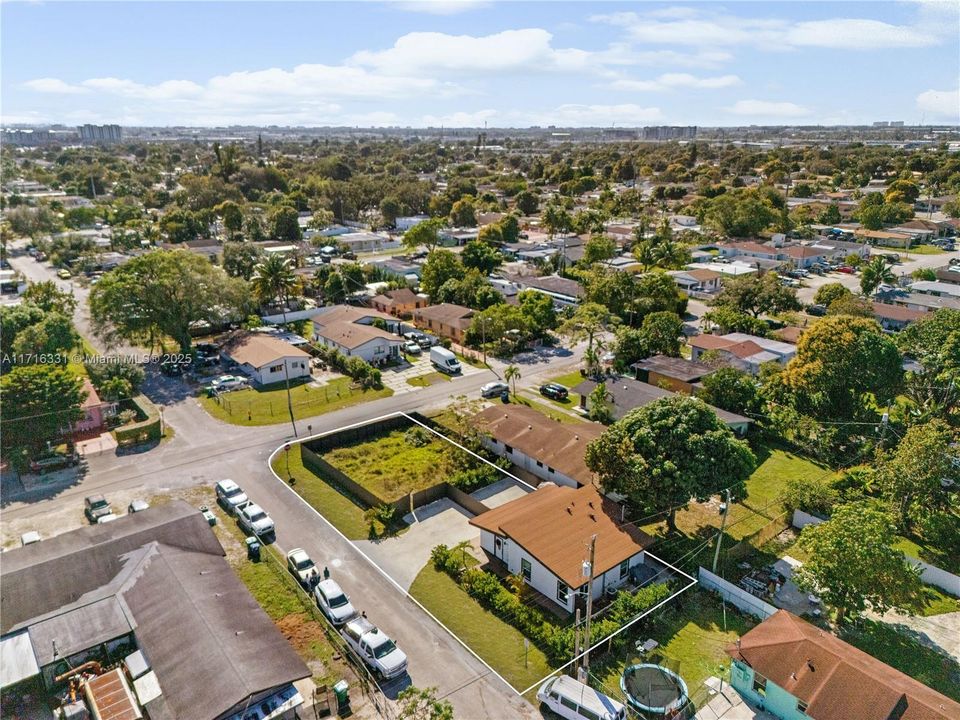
[333,680,350,714]
[245,536,261,562]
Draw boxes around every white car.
[314,579,358,626]
[403,341,422,355]
[287,548,317,586]
[341,617,407,680]
[237,503,275,537]
[480,381,509,398]
[209,374,248,393]
[215,479,249,514]
[537,676,626,720]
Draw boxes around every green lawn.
[873,244,944,256]
[513,394,587,425]
[272,446,370,539]
[323,426,458,501]
[919,585,960,616]
[406,371,451,387]
[409,563,554,692]
[199,377,392,426]
[894,534,960,575]
[594,590,756,703]
[549,370,586,389]
[841,620,960,702]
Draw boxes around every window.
[580,709,601,720]
[548,466,555,474]
[619,560,629,580]
[560,697,578,712]
[536,460,543,468]
[268,364,283,373]
[521,558,531,581]
[797,700,809,714]
[557,581,568,603]
[752,673,767,697]
[505,444,513,454]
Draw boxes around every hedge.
[113,394,162,446]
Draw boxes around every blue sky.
[2,1,958,127]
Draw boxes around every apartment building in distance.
[78,124,122,143]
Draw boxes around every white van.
[430,346,461,374]
[537,676,626,720]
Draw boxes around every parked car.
[480,381,509,398]
[29,452,80,475]
[160,358,187,377]
[314,579,358,626]
[403,330,425,342]
[57,268,72,279]
[539,383,569,401]
[537,676,626,720]
[341,617,407,680]
[882,253,900,263]
[286,548,317,587]
[237,503,275,537]
[837,266,856,274]
[207,374,248,393]
[417,334,440,349]
[97,513,119,524]
[128,499,150,514]
[215,479,249,514]
[807,304,828,317]
[403,341,422,355]
[84,495,113,523]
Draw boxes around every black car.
[539,383,569,401]
[807,304,827,317]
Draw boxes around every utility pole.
[712,489,732,574]
[573,607,581,677]
[580,534,597,684]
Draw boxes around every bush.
[364,503,399,538]
[782,475,836,516]
[431,544,451,570]
[449,465,499,492]
[404,427,432,447]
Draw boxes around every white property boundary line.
[267,412,697,699]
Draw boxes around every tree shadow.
[0,463,89,508]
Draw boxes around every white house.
[395,215,430,231]
[475,404,604,488]
[469,483,654,613]
[220,333,311,386]
[311,305,404,363]
[688,332,796,375]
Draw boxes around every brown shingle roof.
[871,302,926,322]
[221,333,309,369]
[773,326,805,344]
[683,268,722,282]
[688,334,737,351]
[632,354,715,383]
[315,321,402,350]
[728,611,960,720]
[470,484,652,587]
[783,245,824,259]
[414,303,474,326]
[475,404,603,486]
[726,340,767,359]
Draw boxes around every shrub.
[431,544,451,570]
[782,475,836,517]
[405,427,432,447]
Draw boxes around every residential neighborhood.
[2,2,959,720]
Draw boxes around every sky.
[1,1,958,128]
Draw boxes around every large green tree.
[558,302,617,373]
[421,249,464,300]
[11,312,79,361]
[89,250,251,351]
[461,240,502,274]
[268,205,302,242]
[713,272,801,318]
[795,503,922,624]
[778,315,902,423]
[21,280,77,315]
[222,241,264,281]
[0,364,87,461]
[403,218,443,254]
[697,367,761,416]
[585,396,756,531]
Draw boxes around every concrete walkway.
[872,608,960,662]
[694,679,778,720]
[354,480,530,591]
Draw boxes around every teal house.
[726,610,960,720]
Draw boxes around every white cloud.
[350,29,594,76]
[420,109,499,127]
[391,0,488,15]
[23,78,88,94]
[725,100,812,118]
[609,73,741,92]
[592,8,944,50]
[916,87,960,120]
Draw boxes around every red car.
[837,266,855,274]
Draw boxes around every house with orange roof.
[71,377,118,437]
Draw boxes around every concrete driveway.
[355,479,531,591]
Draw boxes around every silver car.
[314,579,357,626]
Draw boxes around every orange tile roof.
[688,334,737,351]
[729,611,960,720]
[470,484,652,587]
[221,333,310,368]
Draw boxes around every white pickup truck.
[340,617,407,681]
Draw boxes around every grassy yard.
[841,620,960,702]
[272,446,370,539]
[513,394,586,425]
[894,534,960,575]
[409,563,554,692]
[323,426,457,501]
[874,244,944,256]
[210,502,349,688]
[643,444,831,546]
[406,371,451,387]
[918,585,960,616]
[594,590,756,704]
[199,376,392,426]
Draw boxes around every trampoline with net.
[620,663,689,715]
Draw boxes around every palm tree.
[504,365,521,395]
[251,254,297,323]
[859,257,896,297]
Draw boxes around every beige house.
[413,303,474,343]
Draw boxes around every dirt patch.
[277,613,332,659]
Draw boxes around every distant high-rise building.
[641,126,697,141]
[2,129,52,146]
[78,124,122,143]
